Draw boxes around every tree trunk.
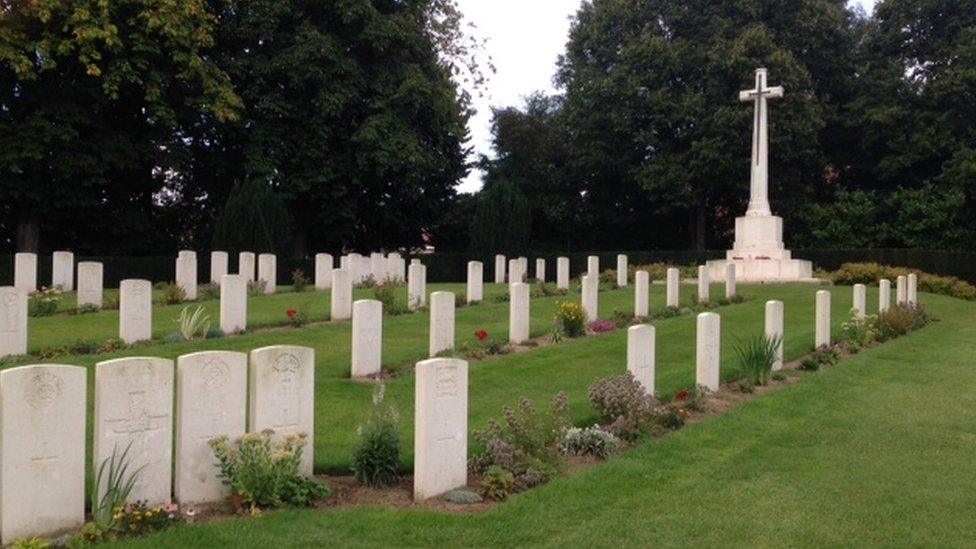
[15,208,40,252]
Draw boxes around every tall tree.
[556,0,857,250]
[0,0,240,253]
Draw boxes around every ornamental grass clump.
[472,393,571,497]
[587,372,657,441]
[351,386,401,488]
[209,430,330,511]
[733,334,782,386]
[555,301,585,337]
[560,425,619,459]
[173,305,211,341]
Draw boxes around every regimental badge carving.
[26,371,63,410]
[202,359,230,390]
[435,364,458,398]
[272,353,300,379]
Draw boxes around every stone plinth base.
[707,258,813,282]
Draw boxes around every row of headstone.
[10,251,74,292]
[337,252,406,286]
[851,274,919,319]
[490,254,638,289]
[0,345,315,542]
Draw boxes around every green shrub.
[658,410,685,430]
[560,425,618,459]
[555,301,585,337]
[841,309,879,351]
[672,386,709,412]
[352,386,401,488]
[209,430,329,511]
[772,372,788,381]
[11,538,50,549]
[826,262,976,301]
[737,379,755,393]
[471,393,571,491]
[876,304,930,340]
[587,372,657,441]
[811,346,840,366]
[77,303,100,314]
[480,465,516,501]
[68,339,100,355]
[28,287,61,317]
[292,269,309,293]
[733,334,782,386]
[158,282,186,305]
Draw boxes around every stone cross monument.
[707,68,812,282]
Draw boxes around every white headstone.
[765,300,784,371]
[508,258,520,284]
[220,274,247,333]
[315,254,334,290]
[696,312,721,391]
[634,270,650,317]
[879,279,891,314]
[495,254,505,284]
[52,251,74,291]
[249,346,315,476]
[725,262,736,299]
[557,257,570,289]
[238,252,256,282]
[896,275,907,305]
[408,263,427,311]
[535,258,546,283]
[815,290,831,348]
[429,291,455,357]
[587,255,599,278]
[509,282,530,344]
[210,251,229,285]
[387,253,406,283]
[697,265,710,303]
[627,324,655,394]
[370,252,386,284]
[14,253,37,293]
[258,253,277,294]
[176,250,198,300]
[175,351,247,504]
[352,300,383,377]
[853,284,867,318]
[94,357,173,506]
[331,269,353,321]
[0,287,27,358]
[76,261,103,308]
[666,267,680,308]
[413,358,468,501]
[466,261,483,303]
[119,279,152,344]
[411,258,421,265]
[0,365,86,541]
[907,273,918,305]
[581,274,598,323]
[347,253,366,284]
[617,255,628,287]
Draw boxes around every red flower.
[474,330,488,341]
[675,390,689,401]
[286,309,298,318]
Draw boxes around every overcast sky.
[454,0,879,193]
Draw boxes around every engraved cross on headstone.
[739,68,784,217]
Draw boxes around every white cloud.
[454,0,878,194]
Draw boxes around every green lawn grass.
[99,287,976,547]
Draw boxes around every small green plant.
[286,306,308,328]
[173,305,211,341]
[672,386,709,412]
[28,287,61,317]
[11,538,51,549]
[352,386,401,488]
[811,345,840,366]
[799,358,820,371]
[555,301,585,337]
[209,430,330,511]
[158,282,187,305]
[480,465,517,501]
[374,284,408,315]
[658,409,685,430]
[560,425,618,459]
[68,339,100,355]
[772,372,788,381]
[737,379,755,393]
[876,304,930,340]
[91,442,144,531]
[733,334,782,386]
[292,269,309,292]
